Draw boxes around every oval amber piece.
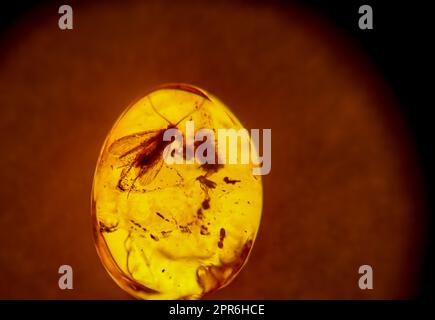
[92,84,262,299]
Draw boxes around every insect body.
[108,96,206,194]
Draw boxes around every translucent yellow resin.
[92,84,262,299]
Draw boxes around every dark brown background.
[0,0,427,299]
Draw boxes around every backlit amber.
[91,84,262,299]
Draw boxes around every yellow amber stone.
[91,84,262,299]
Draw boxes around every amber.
[91,84,262,299]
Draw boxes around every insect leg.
[148,96,172,125]
[174,98,207,127]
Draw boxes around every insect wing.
[115,131,166,191]
[108,130,161,161]
[118,154,164,192]
[138,157,164,186]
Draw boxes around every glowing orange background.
[0,0,426,299]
